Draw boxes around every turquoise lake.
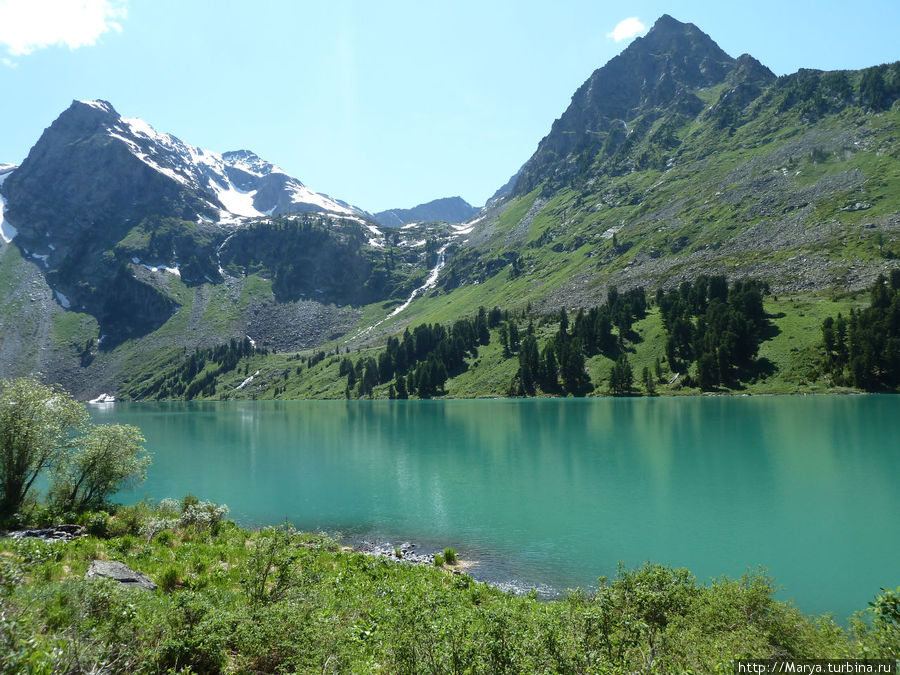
[90,396,900,620]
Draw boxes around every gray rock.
[7,524,83,541]
[85,560,157,591]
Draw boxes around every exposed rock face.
[85,560,157,591]
[3,101,215,236]
[373,196,479,227]
[512,14,770,195]
[0,101,373,347]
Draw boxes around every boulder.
[7,524,84,541]
[85,560,157,591]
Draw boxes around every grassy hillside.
[438,105,900,315]
[5,55,900,398]
[117,286,874,402]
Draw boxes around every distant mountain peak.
[221,149,287,180]
[373,196,479,228]
[647,13,689,33]
[633,14,732,65]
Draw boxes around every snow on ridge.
[217,211,247,225]
[0,163,15,174]
[223,151,288,178]
[101,108,361,221]
[78,100,114,113]
[107,130,192,186]
[54,290,71,309]
[323,212,366,225]
[287,184,357,216]
[0,172,17,243]
[132,257,181,276]
[122,116,167,143]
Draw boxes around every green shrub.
[107,502,150,537]
[159,566,179,592]
[241,526,299,605]
[443,547,458,565]
[82,510,110,538]
[155,530,175,547]
[179,500,229,533]
[433,553,445,567]
[156,592,227,673]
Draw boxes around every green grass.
[131,286,878,402]
[1,500,893,673]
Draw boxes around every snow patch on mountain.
[78,100,114,113]
[223,150,287,178]
[0,168,18,243]
[208,179,264,218]
[54,290,71,309]
[77,101,364,221]
[286,184,357,216]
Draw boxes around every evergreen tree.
[559,338,591,395]
[608,355,633,396]
[697,352,719,391]
[541,342,558,389]
[395,374,408,400]
[518,335,540,396]
[508,322,520,353]
[642,366,656,395]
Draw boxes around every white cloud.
[0,0,127,58]
[607,17,645,43]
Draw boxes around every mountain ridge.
[1,15,899,400]
[373,196,479,228]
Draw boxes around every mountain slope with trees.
[0,15,898,399]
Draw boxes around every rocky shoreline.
[355,539,472,574]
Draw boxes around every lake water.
[90,396,900,619]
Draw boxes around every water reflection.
[97,396,900,618]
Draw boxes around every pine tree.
[608,354,633,396]
[396,374,408,400]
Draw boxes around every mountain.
[512,14,747,196]
[0,100,385,343]
[0,101,446,396]
[373,196,479,228]
[438,14,900,311]
[2,16,900,401]
[2,100,364,228]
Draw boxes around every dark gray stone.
[85,560,157,591]
[6,524,84,541]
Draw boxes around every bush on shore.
[1,497,897,674]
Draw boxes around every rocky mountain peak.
[222,149,286,180]
[730,53,777,86]
[511,15,742,195]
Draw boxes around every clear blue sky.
[1,0,898,212]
